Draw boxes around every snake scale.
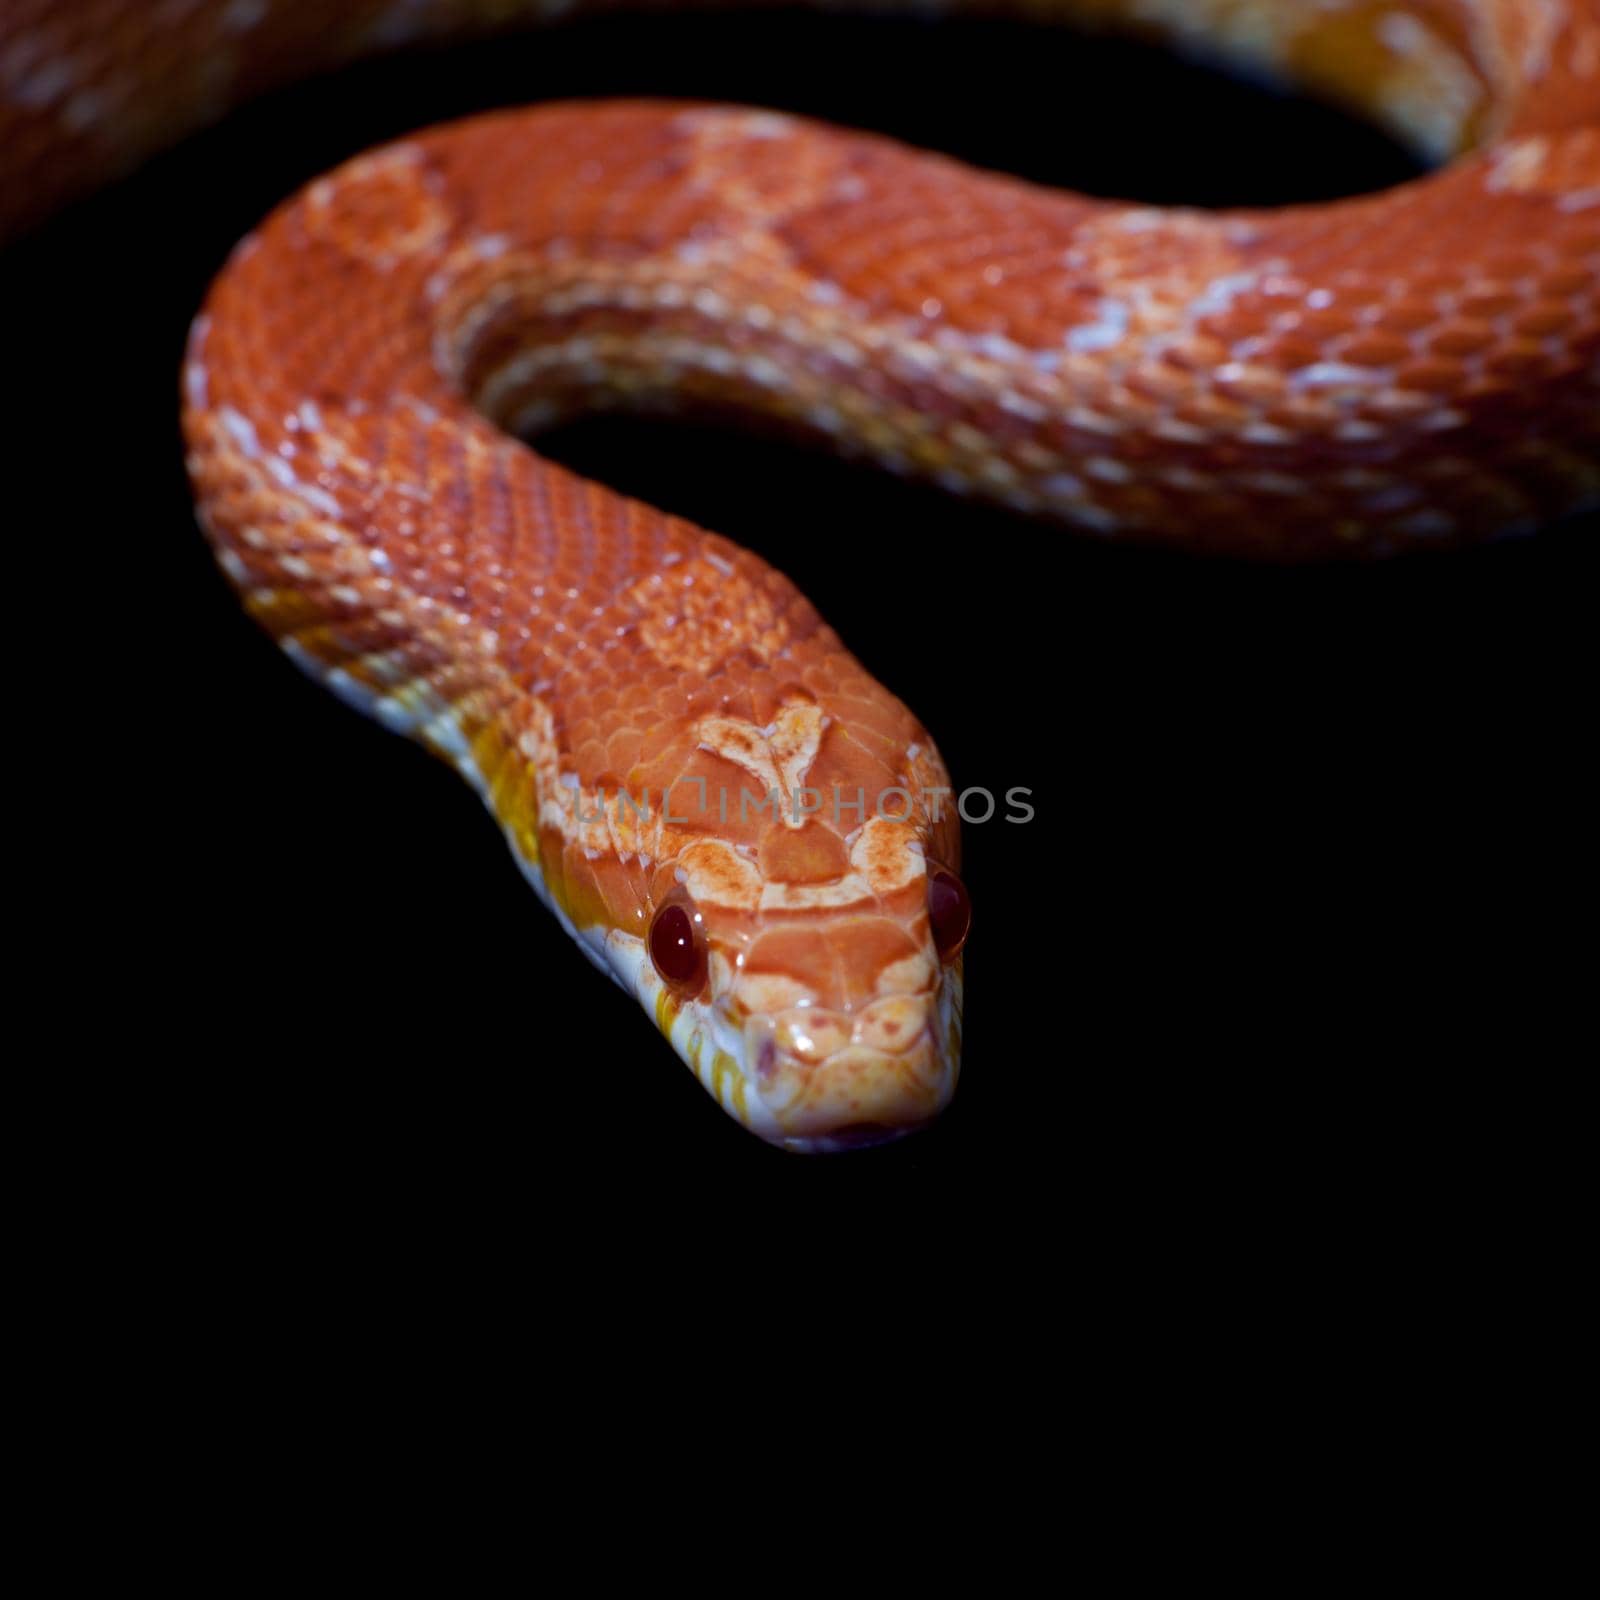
[6,1,1597,1148]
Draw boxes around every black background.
[13,10,1590,1240]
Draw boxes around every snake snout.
[742,996,956,1152]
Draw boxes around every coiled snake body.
[8,2,1597,1147]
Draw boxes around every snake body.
[8,2,1598,1147]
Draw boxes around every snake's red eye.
[649,899,706,995]
[927,866,970,964]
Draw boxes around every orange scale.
[827,684,914,741]
[1485,344,1565,382]
[1296,307,1361,345]
[616,680,662,716]
[627,741,692,799]
[1335,331,1416,369]
[1427,320,1498,360]
[589,854,650,940]
[1376,299,1443,337]
[1214,368,1288,409]
[557,843,613,933]
[1175,389,1250,428]
[1121,361,1200,408]
[1163,333,1234,374]
[809,725,896,792]
[579,686,620,721]
[1514,303,1581,340]
[760,821,851,885]
[603,732,644,779]
[1395,359,1470,396]
[744,924,843,1002]
[1561,227,1600,264]
[1540,262,1599,301]
[1273,334,1342,373]
[1458,288,1527,320]
[828,917,924,1013]
[571,735,611,777]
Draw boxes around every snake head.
[635,814,965,1153]
[503,677,964,1149]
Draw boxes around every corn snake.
[6,1,1598,1148]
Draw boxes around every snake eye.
[649,898,707,996]
[927,865,971,964]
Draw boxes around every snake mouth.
[779,1120,927,1155]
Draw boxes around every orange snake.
[7,1,1597,1148]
